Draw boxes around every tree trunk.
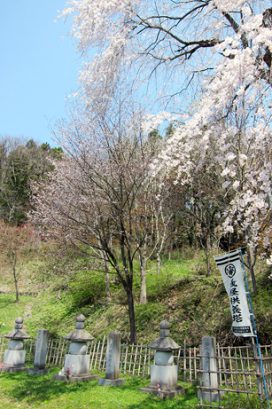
[168,235,174,260]
[247,247,257,295]
[139,252,147,304]
[156,252,161,274]
[204,246,211,276]
[12,251,19,303]
[126,286,137,344]
[201,234,212,276]
[105,269,111,304]
[103,257,111,304]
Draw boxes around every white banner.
[214,249,254,337]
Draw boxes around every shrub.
[68,271,106,307]
[135,303,167,331]
[222,394,263,409]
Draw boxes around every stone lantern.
[55,314,96,382]
[1,317,30,372]
[141,320,183,398]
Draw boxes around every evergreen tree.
[0,138,62,225]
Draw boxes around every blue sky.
[0,0,80,145]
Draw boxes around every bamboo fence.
[1,336,272,407]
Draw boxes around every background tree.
[0,137,62,225]
[0,221,37,302]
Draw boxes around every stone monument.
[55,314,96,382]
[99,332,123,386]
[141,320,183,398]
[1,317,30,372]
[28,329,49,375]
[198,336,220,402]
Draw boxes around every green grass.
[0,370,198,409]
[0,249,271,408]
[220,394,264,409]
[131,255,204,309]
[0,294,33,335]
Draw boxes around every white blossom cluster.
[211,0,247,13]
[63,0,272,259]
[62,1,138,111]
[62,0,138,49]
[150,4,272,257]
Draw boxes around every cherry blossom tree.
[148,1,272,288]
[30,104,171,342]
[62,1,272,290]
[134,175,173,302]
[62,1,271,106]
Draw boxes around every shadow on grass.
[0,298,18,308]
[120,377,198,408]
[0,369,94,404]
[0,370,198,408]
[127,383,198,409]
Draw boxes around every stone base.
[28,368,48,376]
[150,364,178,388]
[54,373,98,383]
[0,364,27,373]
[98,378,124,386]
[198,389,221,402]
[141,385,184,399]
[63,354,90,377]
[4,350,26,367]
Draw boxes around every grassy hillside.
[0,244,271,346]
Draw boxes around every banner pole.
[240,249,270,408]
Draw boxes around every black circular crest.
[225,264,236,278]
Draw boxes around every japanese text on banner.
[214,250,254,337]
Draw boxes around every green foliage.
[0,294,32,335]
[0,138,62,225]
[221,393,264,409]
[135,303,167,331]
[252,269,272,343]
[0,243,272,346]
[165,123,175,139]
[40,143,63,159]
[68,270,106,307]
[144,258,199,301]
[148,128,162,141]
[28,291,75,336]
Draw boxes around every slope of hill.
[0,244,271,347]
